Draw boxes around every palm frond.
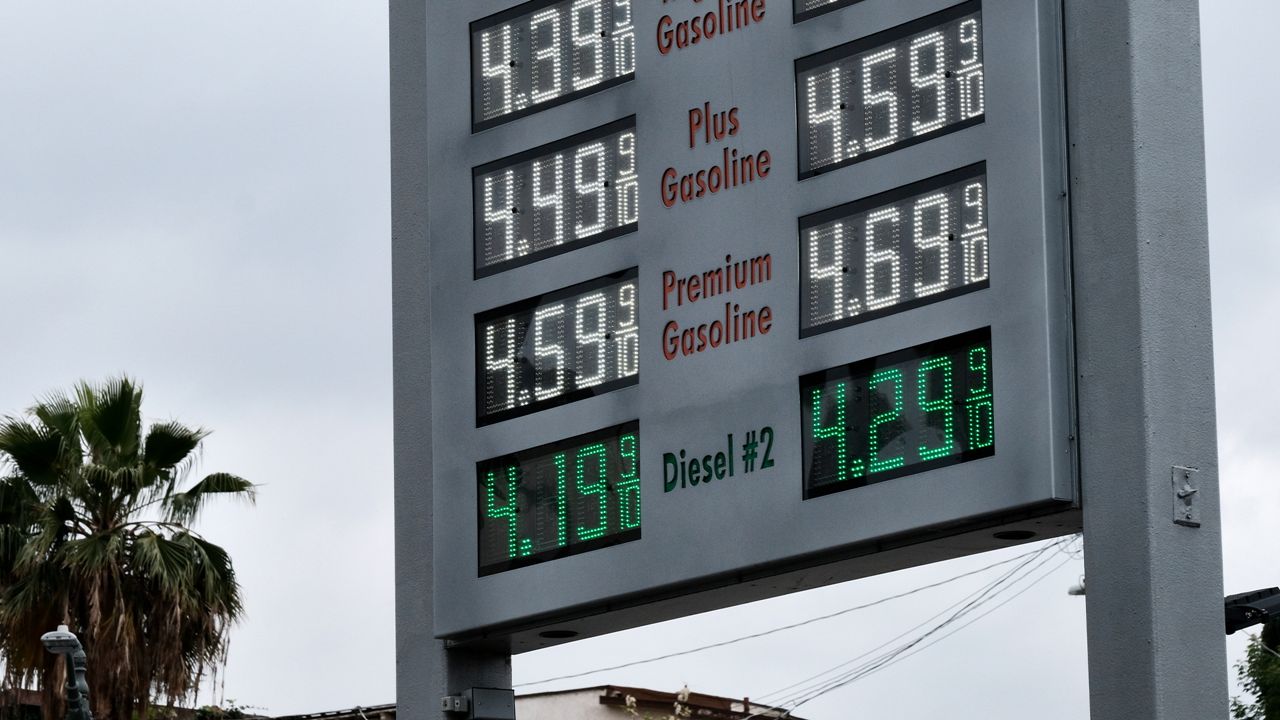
[31,390,80,447]
[0,474,39,525]
[0,525,28,576]
[163,473,255,525]
[75,376,143,466]
[143,422,208,471]
[131,531,192,594]
[81,464,115,499]
[143,421,209,500]
[0,419,64,486]
[62,532,125,575]
[174,533,243,619]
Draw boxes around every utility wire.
[742,538,1078,718]
[753,545,1061,714]
[514,541,1069,688]
[751,539,1072,706]
[764,544,1078,718]
[784,551,1074,715]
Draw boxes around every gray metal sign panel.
[415,0,1076,647]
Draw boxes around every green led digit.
[868,368,905,473]
[617,434,640,531]
[966,344,995,450]
[810,382,865,482]
[575,443,610,541]
[554,452,568,547]
[918,356,956,461]
[484,466,531,560]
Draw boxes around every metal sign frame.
[409,0,1077,650]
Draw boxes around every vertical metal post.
[1066,1,1229,717]
[390,1,513,718]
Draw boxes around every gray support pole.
[1066,1,1228,717]
[390,2,513,718]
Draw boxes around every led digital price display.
[796,1,984,178]
[800,165,989,337]
[474,118,638,277]
[801,328,994,499]
[477,269,639,425]
[472,0,636,131]
[794,0,866,24]
[478,422,640,576]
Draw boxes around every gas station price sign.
[477,269,639,425]
[406,0,1078,653]
[471,0,636,131]
[474,117,638,277]
[800,165,989,337]
[796,1,984,178]
[478,421,640,576]
[801,328,995,499]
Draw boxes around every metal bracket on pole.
[1172,466,1201,528]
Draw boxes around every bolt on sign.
[405,0,1080,651]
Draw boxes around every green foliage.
[0,377,255,720]
[194,700,255,719]
[1232,621,1280,719]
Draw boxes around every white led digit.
[475,122,636,275]
[808,224,851,324]
[533,304,566,400]
[912,192,951,297]
[612,0,635,76]
[574,142,607,238]
[615,131,638,225]
[865,207,902,310]
[481,26,515,118]
[574,292,609,388]
[484,171,520,261]
[615,281,639,377]
[909,32,948,136]
[862,49,899,153]
[807,69,848,167]
[962,181,989,283]
[801,170,989,334]
[957,18,984,119]
[530,9,562,104]
[477,272,637,422]
[485,318,520,410]
[797,9,985,176]
[571,0,604,91]
[959,17,981,65]
[474,0,634,127]
[532,155,566,248]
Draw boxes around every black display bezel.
[477,420,641,576]
[794,0,984,180]
[475,268,640,426]
[472,116,638,279]
[797,163,990,338]
[800,327,995,500]
[470,0,635,133]
[793,0,868,24]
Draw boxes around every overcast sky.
[0,2,1275,718]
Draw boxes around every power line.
[739,538,1078,718]
[785,551,1074,715]
[753,541,1063,705]
[763,543,1078,718]
[516,536,1078,689]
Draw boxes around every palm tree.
[0,376,254,720]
